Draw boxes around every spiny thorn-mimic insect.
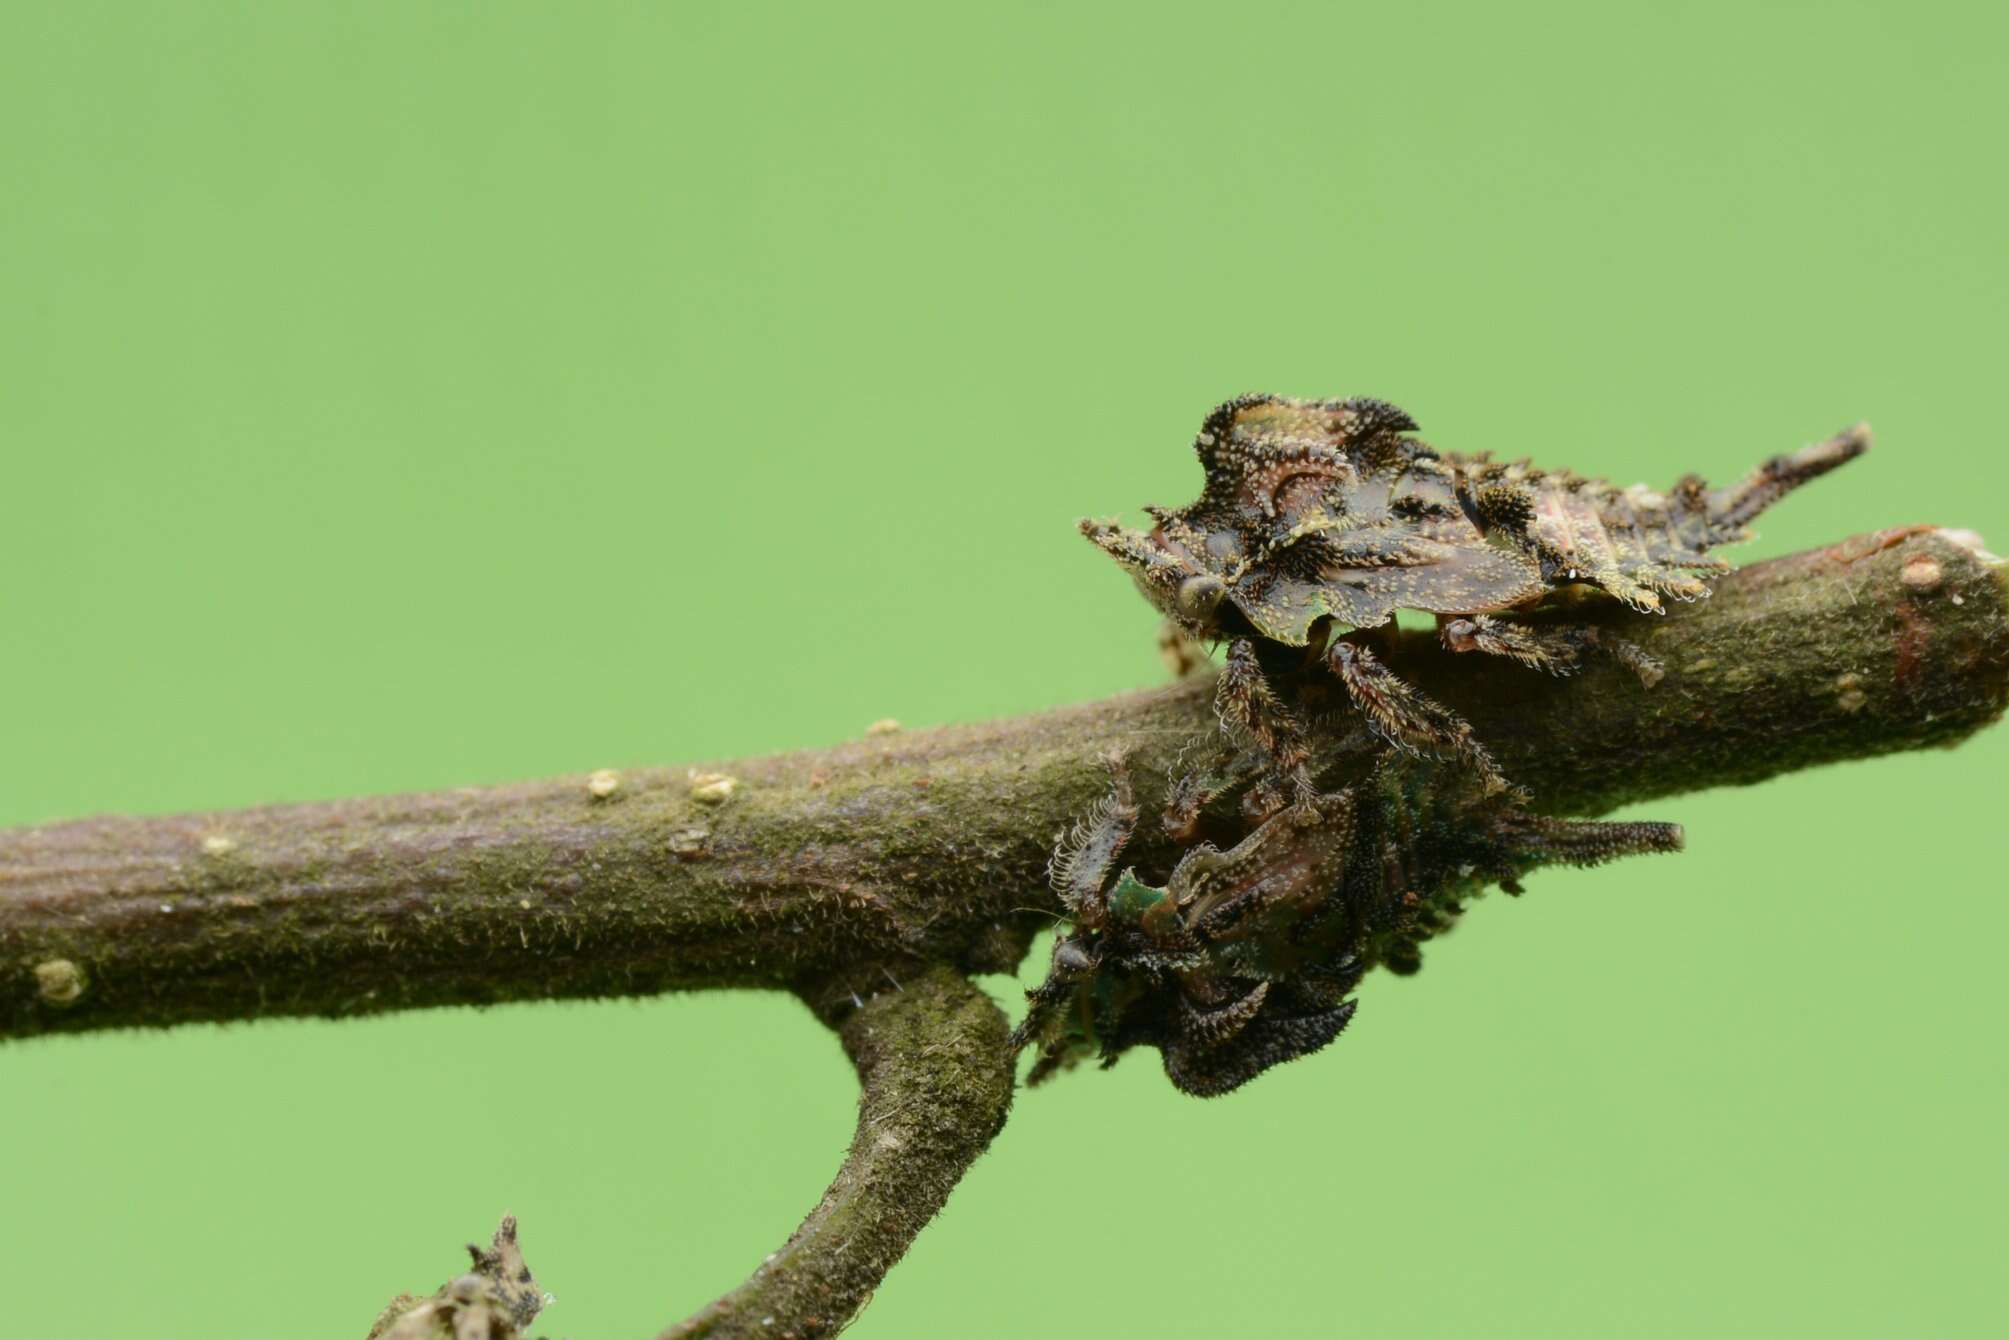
[1083,393,1868,799]
[1010,754,1685,1095]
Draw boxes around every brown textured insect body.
[1010,755,1683,1095]
[1084,393,1869,794]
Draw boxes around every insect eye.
[1175,575,1226,620]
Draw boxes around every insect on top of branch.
[1013,392,1868,1095]
[1084,392,1867,799]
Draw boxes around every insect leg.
[1326,640,1508,792]
[1440,615,1666,688]
[1046,753,1139,922]
[1177,979,1270,1050]
[1215,638,1318,810]
[1007,935,1096,1059]
[1161,746,1263,843]
[1013,756,1144,1062]
[1588,631,1666,688]
[1438,614,1589,674]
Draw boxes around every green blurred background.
[3,2,2003,1335]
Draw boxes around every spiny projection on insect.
[1082,393,1870,801]
[1010,391,1868,1095]
[1009,754,1682,1095]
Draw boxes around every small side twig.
[659,966,1013,1340]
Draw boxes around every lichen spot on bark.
[34,958,87,1006]
[689,771,738,805]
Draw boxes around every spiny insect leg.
[1439,614,1588,674]
[1440,615,1667,688]
[1009,933,1102,1059]
[1216,638,1318,809]
[1326,640,1507,792]
[1635,566,1713,604]
[1014,760,1138,1060]
[1007,980,1066,1056]
[1589,631,1666,688]
[1046,753,1138,922]
[1161,747,1263,843]
[1177,980,1270,1050]
[1024,1045,1074,1088]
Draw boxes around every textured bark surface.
[3,528,2004,1044]
[660,969,1013,1340]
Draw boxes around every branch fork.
[2,529,2003,1339]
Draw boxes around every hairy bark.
[2,526,2005,1339]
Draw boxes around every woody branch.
[2,526,2005,1339]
